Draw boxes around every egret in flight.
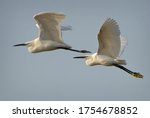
[14,12,91,53]
[74,18,143,78]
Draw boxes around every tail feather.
[115,59,126,65]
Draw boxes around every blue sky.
[0,0,150,100]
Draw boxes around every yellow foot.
[132,72,143,78]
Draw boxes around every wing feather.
[97,18,121,58]
[34,12,65,42]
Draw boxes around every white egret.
[74,18,143,78]
[14,12,91,53]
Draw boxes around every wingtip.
[34,12,65,19]
[61,25,72,31]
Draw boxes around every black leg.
[112,63,143,78]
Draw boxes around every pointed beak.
[73,56,87,59]
[13,43,27,47]
[80,50,92,53]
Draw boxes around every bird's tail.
[115,59,127,65]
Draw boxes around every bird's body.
[85,53,126,66]
[14,12,90,53]
[26,37,71,53]
[74,18,143,78]
[85,53,114,66]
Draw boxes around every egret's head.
[13,41,34,52]
[74,52,97,66]
[13,41,32,47]
[26,42,35,53]
[73,54,94,66]
[85,55,95,66]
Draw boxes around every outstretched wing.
[61,25,72,31]
[34,12,65,42]
[97,18,121,58]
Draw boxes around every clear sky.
[0,0,150,100]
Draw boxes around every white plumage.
[74,18,143,78]
[14,12,91,53]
